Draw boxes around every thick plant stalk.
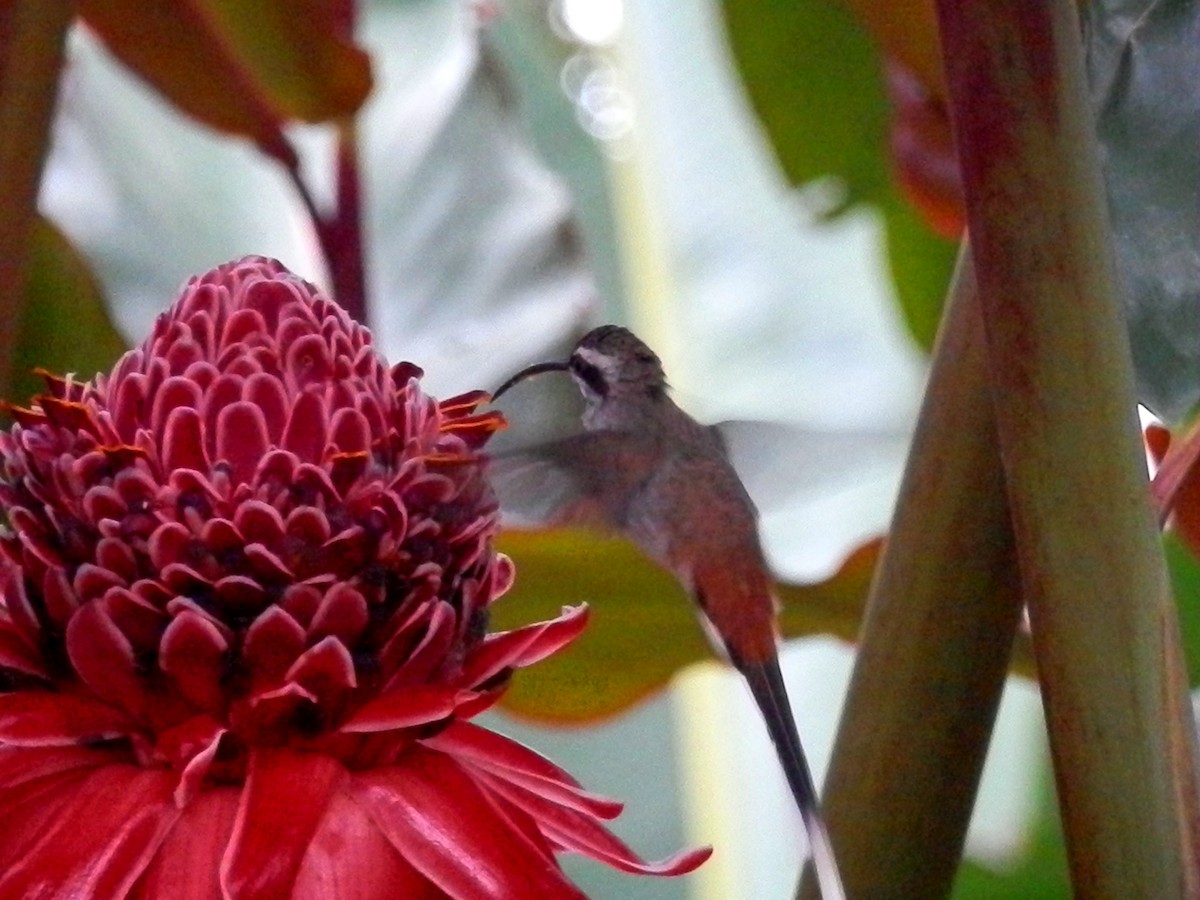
[0,0,74,400]
[937,2,1200,896]
[800,246,1024,899]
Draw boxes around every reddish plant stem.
[800,246,1024,899]
[0,0,75,401]
[937,1,1200,895]
[283,0,367,326]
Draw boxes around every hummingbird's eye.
[569,357,608,398]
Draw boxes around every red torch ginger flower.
[0,257,709,898]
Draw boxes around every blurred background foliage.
[1,0,1197,897]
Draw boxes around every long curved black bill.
[490,360,570,402]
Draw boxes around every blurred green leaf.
[720,0,956,350]
[495,528,1039,724]
[492,528,878,723]
[952,762,1069,899]
[1166,533,1200,686]
[492,528,878,724]
[78,0,372,161]
[10,217,126,405]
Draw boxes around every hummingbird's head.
[569,325,667,403]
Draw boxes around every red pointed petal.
[0,691,134,745]
[352,749,587,900]
[133,787,240,900]
[220,749,345,899]
[284,636,357,707]
[243,605,307,687]
[293,788,439,900]
[340,686,463,734]
[460,605,589,687]
[384,601,456,689]
[0,766,180,897]
[424,722,620,817]
[478,769,711,876]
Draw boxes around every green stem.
[0,0,74,401]
[937,2,1200,895]
[800,245,1024,899]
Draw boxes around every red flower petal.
[0,765,179,898]
[243,605,307,687]
[427,722,622,819]
[217,401,271,486]
[160,610,229,714]
[221,749,346,899]
[0,691,134,745]
[0,621,47,678]
[133,787,239,900]
[352,748,587,900]
[66,601,153,719]
[0,745,110,793]
[479,768,711,876]
[293,788,440,900]
[461,604,589,687]
[285,636,358,707]
[340,685,465,733]
[153,715,226,806]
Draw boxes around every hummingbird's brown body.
[490,326,845,900]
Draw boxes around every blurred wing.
[489,431,660,530]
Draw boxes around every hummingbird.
[489,325,846,900]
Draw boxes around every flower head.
[0,257,708,897]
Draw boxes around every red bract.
[0,257,709,898]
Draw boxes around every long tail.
[738,658,846,900]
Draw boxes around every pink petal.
[0,621,47,678]
[162,407,211,474]
[0,691,134,745]
[285,636,357,707]
[132,787,239,900]
[160,611,230,714]
[148,521,194,570]
[149,375,204,438]
[460,605,589,687]
[340,686,464,734]
[352,748,587,900]
[283,391,329,462]
[3,567,40,644]
[310,583,369,646]
[245,542,294,580]
[0,765,180,898]
[216,401,270,486]
[234,499,286,545]
[384,601,456,690]
[243,605,307,687]
[330,408,371,454]
[221,749,345,899]
[243,372,289,444]
[293,787,440,900]
[66,601,153,719]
